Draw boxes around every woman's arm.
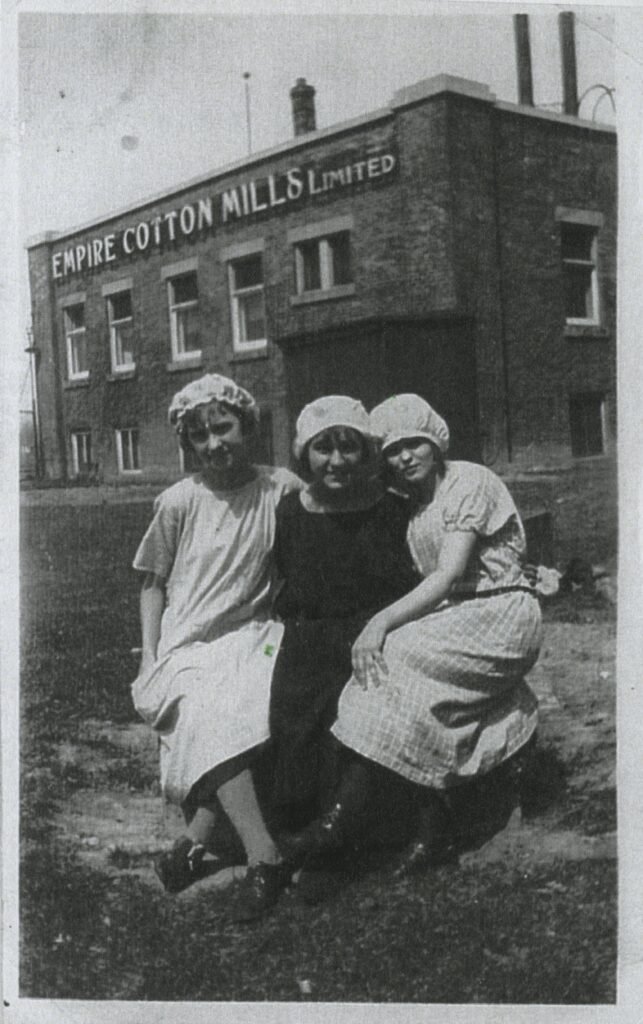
[138,572,166,677]
[352,530,477,688]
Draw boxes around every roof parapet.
[391,74,495,109]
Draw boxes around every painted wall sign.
[51,147,398,280]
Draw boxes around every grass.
[19,501,617,1003]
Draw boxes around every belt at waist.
[450,585,537,601]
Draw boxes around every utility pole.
[243,72,252,155]
[25,326,43,478]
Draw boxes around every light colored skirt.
[331,591,542,789]
[131,619,284,805]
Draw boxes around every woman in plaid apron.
[288,394,542,876]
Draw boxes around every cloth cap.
[370,394,450,454]
[293,395,370,458]
[168,374,259,431]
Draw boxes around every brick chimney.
[559,12,579,115]
[513,14,534,106]
[290,78,316,136]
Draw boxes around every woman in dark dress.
[268,396,420,836]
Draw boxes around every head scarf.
[370,394,450,454]
[293,395,370,458]
[168,373,259,431]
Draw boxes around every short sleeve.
[132,489,182,579]
[267,466,303,502]
[441,464,518,537]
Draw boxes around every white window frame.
[556,209,603,328]
[287,216,355,302]
[164,265,201,363]
[103,280,135,374]
[220,239,267,354]
[115,427,141,474]
[294,233,352,295]
[70,429,92,476]
[62,301,89,381]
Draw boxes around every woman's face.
[186,402,249,478]
[307,427,366,493]
[385,436,436,489]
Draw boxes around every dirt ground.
[52,618,616,896]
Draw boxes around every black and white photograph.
[4,0,643,1016]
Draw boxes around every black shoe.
[231,861,292,922]
[281,802,348,867]
[154,837,206,893]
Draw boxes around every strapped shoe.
[153,837,207,894]
[231,861,292,923]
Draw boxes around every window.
[228,254,267,352]
[168,272,200,361]
[70,429,92,476]
[569,393,605,457]
[116,427,141,473]
[107,289,135,372]
[64,303,88,380]
[294,231,352,295]
[561,222,600,325]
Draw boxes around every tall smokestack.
[290,78,316,136]
[559,12,579,115]
[514,14,534,106]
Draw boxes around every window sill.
[564,324,608,339]
[118,469,143,477]
[290,283,356,307]
[229,346,270,364]
[107,369,137,382]
[64,378,90,390]
[166,356,203,373]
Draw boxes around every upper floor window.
[228,254,267,352]
[107,289,135,373]
[556,208,604,331]
[294,231,352,295]
[64,303,88,380]
[70,429,92,476]
[115,427,141,474]
[167,272,200,361]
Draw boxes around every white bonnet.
[293,395,370,459]
[168,374,259,431]
[369,394,449,454]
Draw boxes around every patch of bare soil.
[52,620,616,896]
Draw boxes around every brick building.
[26,72,616,490]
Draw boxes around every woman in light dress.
[289,394,542,874]
[132,374,299,920]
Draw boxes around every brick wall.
[28,81,616,486]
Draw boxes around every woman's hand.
[352,616,389,690]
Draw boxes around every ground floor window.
[70,429,92,476]
[569,392,605,457]
[116,427,141,473]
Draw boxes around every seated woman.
[290,394,542,874]
[268,396,420,840]
[132,374,300,920]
